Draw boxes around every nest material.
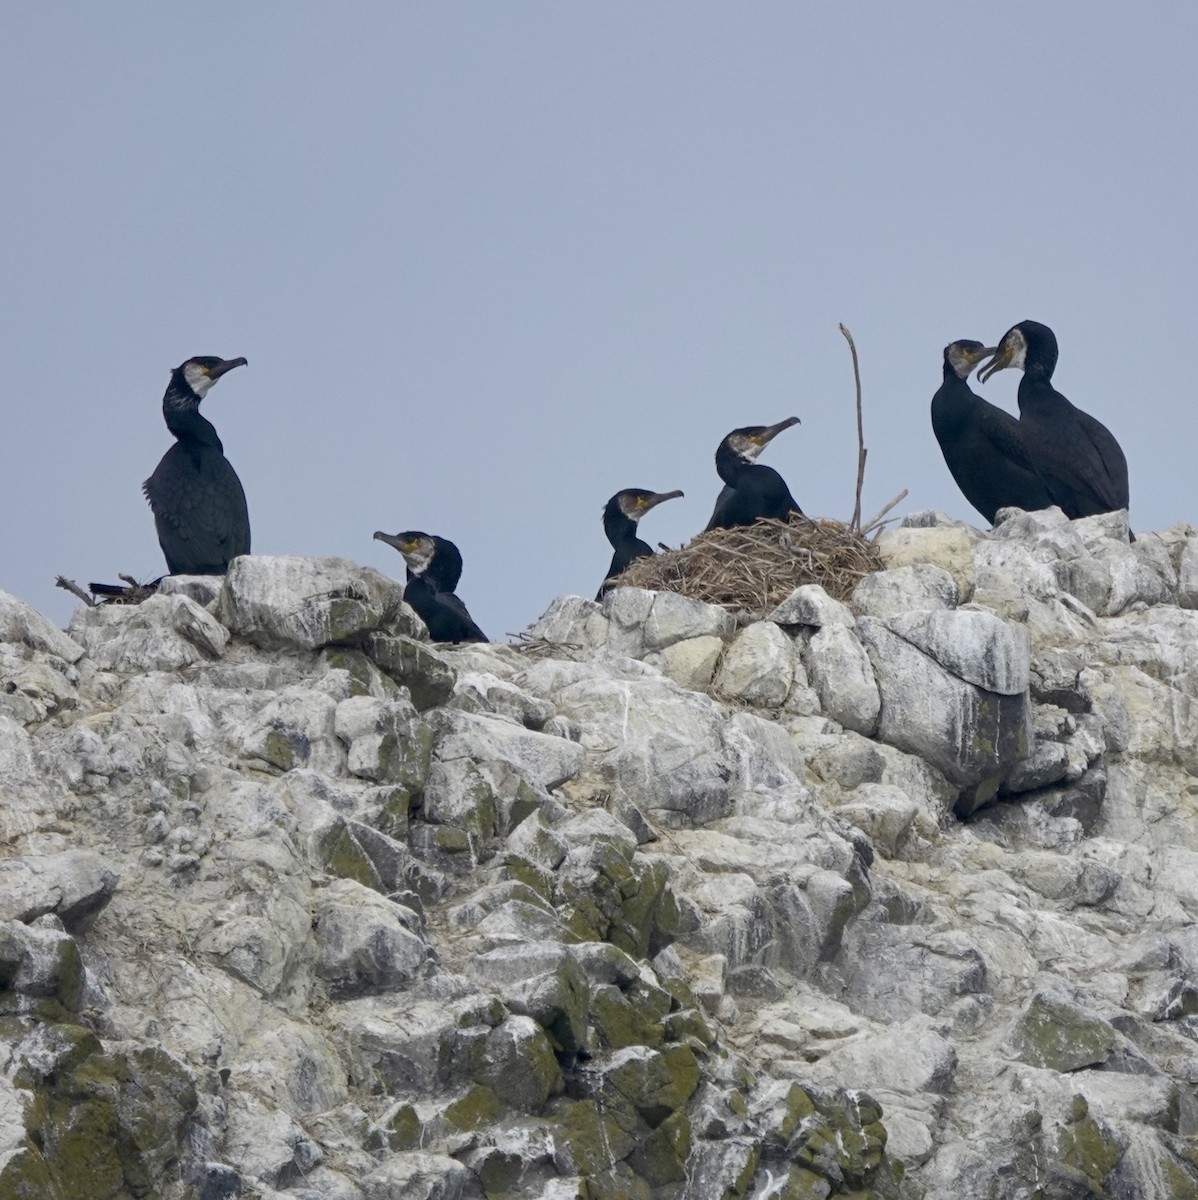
[610,514,882,614]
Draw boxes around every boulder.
[220,555,413,650]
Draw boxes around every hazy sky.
[5,5,1196,640]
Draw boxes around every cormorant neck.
[163,385,223,448]
[715,443,753,487]
[603,506,638,549]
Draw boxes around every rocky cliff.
[2,505,1198,1200]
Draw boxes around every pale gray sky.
[4,4,1195,639]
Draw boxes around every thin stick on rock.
[860,489,910,537]
[839,323,867,533]
[54,576,95,607]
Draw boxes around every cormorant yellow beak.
[976,345,1013,383]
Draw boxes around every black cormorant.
[143,356,250,575]
[373,530,487,644]
[704,417,804,531]
[931,340,1054,524]
[596,488,684,599]
[977,321,1130,522]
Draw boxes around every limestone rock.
[0,850,117,930]
[858,615,1030,801]
[801,622,880,735]
[851,563,959,620]
[0,590,85,662]
[313,879,428,998]
[220,555,412,650]
[713,621,795,708]
[642,591,735,650]
[767,583,855,628]
[69,593,228,670]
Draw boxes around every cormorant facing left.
[931,340,1054,524]
[143,356,250,575]
[373,530,488,644]
[704,418,804,531]
[596,488,684,599]
[977,321,1130,522]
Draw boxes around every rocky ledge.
[1,509,1198,1199]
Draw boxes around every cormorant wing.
[973,403,1038,474]
[704,484,736,532]
[144,445,251,573]
[439,592,488,643]
[1072,408,1130,512]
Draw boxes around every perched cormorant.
[704,417,804,531]
[931,340,1055,524]
[596,488,684,599]
[977,321,1130,522]
[143,356,250,575]
[373,530,487,644]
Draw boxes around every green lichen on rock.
[626,1108,691,1186]
[444,1083,503,1131]
[605,1045,700,1127]
[317,822,380,889]
[260,726,304,772]
[3,1025,197,1200]
[361,633,456,710]
[556,1097,639,1178]
[373,785,414,838]
[557,840,681,959]
[384,1101,422,1151]
[475,1017,563,1112]
[503,854,556,901]
[590,983,667,1051]
[1049,1096,1126,1195]
[319,647,401,698]
[1010,992,1119,1072]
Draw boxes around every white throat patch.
[402,542,436,576]
[183,362,214,399]
[1004,329,1028,372]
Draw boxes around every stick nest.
[610,515,882,615]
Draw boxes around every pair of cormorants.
[597,416,805,593]
[932,321,1130,527]
[140,355,486,644]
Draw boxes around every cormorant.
[704,417,804,531]
[373,530,487,643]
[596,488,684,599]
[931,339,1055,524]
[143,356,250,575]
[977,321,1130,522]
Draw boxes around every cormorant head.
[720,417,801,463]
[606,489,685,525]
[943,340,996,381]
[374,529,437,576]
[976,321,1059,383]
[175,356,248,400]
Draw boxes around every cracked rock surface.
[2,511,1198,1198]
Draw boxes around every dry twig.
[839,323,867,533]
[54,576,95,607]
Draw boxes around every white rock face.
[6,517,1198,1198]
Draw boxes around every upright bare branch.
[839,323,867,532]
